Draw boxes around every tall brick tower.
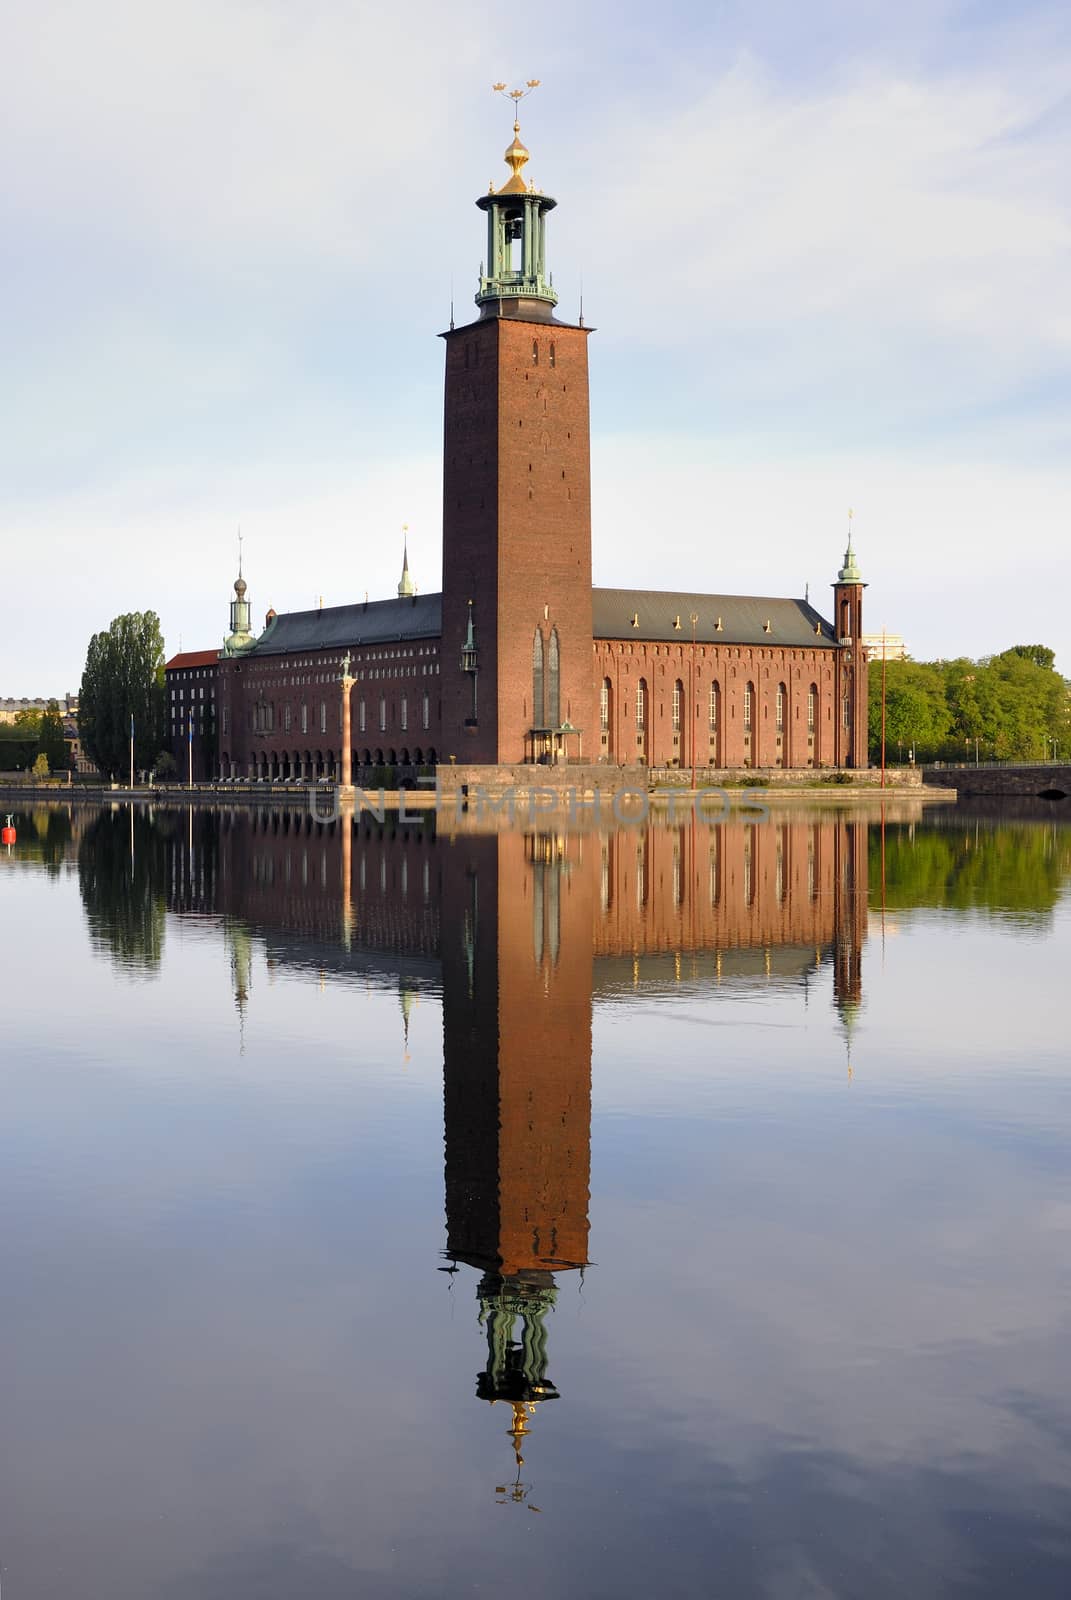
[440,101,594,765]
[832,529,869,768]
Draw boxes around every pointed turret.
[222,549,256,656]
[397,531,415,598]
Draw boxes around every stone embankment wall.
[437,763,924,793]
[923,765,1071,798]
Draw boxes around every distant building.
[861,633,908,661]
[0,691,78,725]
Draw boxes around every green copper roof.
[837,540,863,584]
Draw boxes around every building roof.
[165,650,220,671]
[248,593,442,656]
[592,588,837,648]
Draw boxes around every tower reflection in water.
[161,808,868,1499]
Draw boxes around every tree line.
[0,701,68,776]
[868,644,1070,764]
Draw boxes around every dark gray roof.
[592,587,836,647]
[250,592,442,656]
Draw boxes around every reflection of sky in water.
[0,807,1068,1598]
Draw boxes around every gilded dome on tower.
[498,123,531,195]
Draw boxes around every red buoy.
[1,815,15,847]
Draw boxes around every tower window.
[548,628,561,727]
[532,339,539,365]
[744,682,754,732]
[549,342,556,367]
[532,628,545,728]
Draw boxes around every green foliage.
[77,809,167,970]
[871,818,1071,921]
[155,751,178,780]
[37,700,67,771]
[79,612,166,780]
[13,707,42,734]
[31,752,49,779]
[869,645,1070,763]
[0,726,38,770]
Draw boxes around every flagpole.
[880,629,888,789]
[129,714,135,792]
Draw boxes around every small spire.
[492,81,541,196]
[837,508,863,584]
[397,526,415,598]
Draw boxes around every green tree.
[13,707,42,736]
[37,699,67,771]
[1008,644,1056,671]
[869,645,1069,763]
[31,752,49,779]
[79,612,166,780]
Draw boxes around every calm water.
[1,799,1069,1598]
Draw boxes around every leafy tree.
[155,751,177,779]
[1009,644,1056,671]
[869,644,1069,762]
[13,707,42,736]
[37,699,67,771]
[0,726,38,770]
[32,752,49,779]
[79,612,166,779]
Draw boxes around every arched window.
[709,681,719,729]
[549,342,556,367]
[808,685,817,731]
[636,678,647,728]
[672,679,683,732]
[744,682,754,732]
[548,628,561,726]
[600,678,611,729]
[776,682,786,731]
[532,629,545,727]
[532,338,539,366]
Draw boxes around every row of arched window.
[599,678,822,732]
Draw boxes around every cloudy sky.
[4,0,1069,693]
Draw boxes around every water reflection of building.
[162,810,868,1486]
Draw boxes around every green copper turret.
[475,119,557,320]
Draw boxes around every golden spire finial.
[492,80,541,195]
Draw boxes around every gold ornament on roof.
[492,79,542,195]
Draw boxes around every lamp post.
[340,652,354,792]
[690,613,699,791]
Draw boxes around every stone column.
[340,670,354,792]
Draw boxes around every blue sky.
[3,0,1069,691]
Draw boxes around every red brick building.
[163,649,220,781]
[177,118,868,781]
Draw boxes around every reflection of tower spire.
[399,982,417,1063]
[477,1272,559,1510]
[225,921,253,1056]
